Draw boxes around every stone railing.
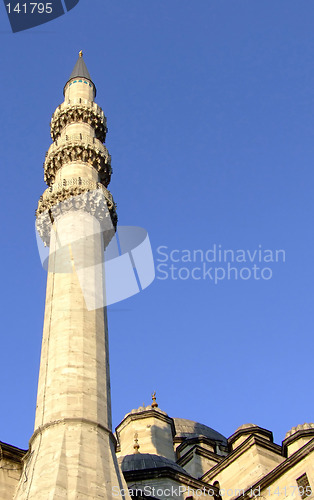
[37,180,116,214]
[52,99,103,116]
[50,102,107,143]
[49,133,106,152]
[44,135,112,187]
[43,177,100,195]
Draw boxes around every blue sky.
[0,0,314,451]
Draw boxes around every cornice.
[29,417,116,449]
[116,410,176,436]
[177,436,220,454]
[234,437,314,499]
[228,426,273,446]
[0,441,27,463]
[177,444,222,469]
[282,428,314,454]
[201,435,282,482]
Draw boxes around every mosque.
[0,53,313,500]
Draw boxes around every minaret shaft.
[14,53,129,500]
[35,212,112,431]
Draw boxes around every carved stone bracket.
[50,104,107,143]
[36,181,116,215]
[44,140,112,187]
[36,187,117,247]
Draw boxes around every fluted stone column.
[14,53,129,500]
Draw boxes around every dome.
[173,418,227,445]
[229,423,273,446]
[123,406,168,419]
[119,453,189,475]
[285,423,314,439]
[235,423,259,432]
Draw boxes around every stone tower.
[14,53,129,500]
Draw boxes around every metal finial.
[151,391,158,408]
[133,432,140,454]
[79,50,83,57]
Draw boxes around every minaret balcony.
[38,177,115,211]
[50,101,107,143]
[36,181,117,247]
[44,134,112,187]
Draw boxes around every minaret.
[14,53,130,499]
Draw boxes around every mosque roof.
[173,418,228,445]
[119,453,190,475]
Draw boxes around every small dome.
[125,406,167,418]
[119,453,189,475]
[229,423,273,447]
[285,423,314,439]
[173,418,227,445]
[235,423,259,432]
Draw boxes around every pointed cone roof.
[69,51,92,80]
[64,51,96,95]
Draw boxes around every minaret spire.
[14,54,129,500]
[64,50,96,96]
